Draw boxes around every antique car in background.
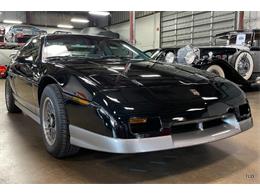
[5,34,252,158]
[5,25,47,44]
[0,65,7,78]
[145,29,260,86]
[201,29,260,81]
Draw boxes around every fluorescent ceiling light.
[57,24,74,29]
[3,20,22,24]
[71,18,89,23]
[89,11,110,16]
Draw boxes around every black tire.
[40,84,79,158]
[5,79,21,113]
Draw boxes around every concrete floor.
[0,79,259,184]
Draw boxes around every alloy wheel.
[42,97,57,146]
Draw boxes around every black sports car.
[5,34,253,158]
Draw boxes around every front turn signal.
[129,117,147,124]
[72,96,90,105]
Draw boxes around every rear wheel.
[206,64,225,78]
[5,79,21,113]
[40,84,79,158]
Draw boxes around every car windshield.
[42,35,150,61]
[215,32,253,46]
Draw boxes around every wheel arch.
[38,75,61,106]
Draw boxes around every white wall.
[108,13,160,51]
[244,11,260,29]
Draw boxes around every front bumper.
[69,115,253,153]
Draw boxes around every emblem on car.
[190,89,200,96]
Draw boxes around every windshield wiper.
[45,56,71,61]
[96,55,147,61]
[98,55,131,59]
[45,56,90,62]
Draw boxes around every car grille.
[171,117,224,134]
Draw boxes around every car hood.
[67,60,216,89]
[65,60,245,119]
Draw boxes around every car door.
[251,31,260,74]
[10,37,41,113]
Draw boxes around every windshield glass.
[42,35,149,61]
[215,32,253,46]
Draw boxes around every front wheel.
[40,84,79,158]
[206,64,225,78]
[231,51,254,80]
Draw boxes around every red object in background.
[0,65,7,78]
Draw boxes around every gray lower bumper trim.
[69,116,253,153]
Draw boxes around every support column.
[129,11,136,45]
[238,11,244,30]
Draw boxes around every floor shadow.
[242,83,260,92]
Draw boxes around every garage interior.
[0,11,259,183]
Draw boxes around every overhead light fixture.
[3,20,23,24]
[57,24,74,29]
[89,11,110,16]
[71,18,89,23]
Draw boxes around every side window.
[19,38,41,61]
[157,51,166,62]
